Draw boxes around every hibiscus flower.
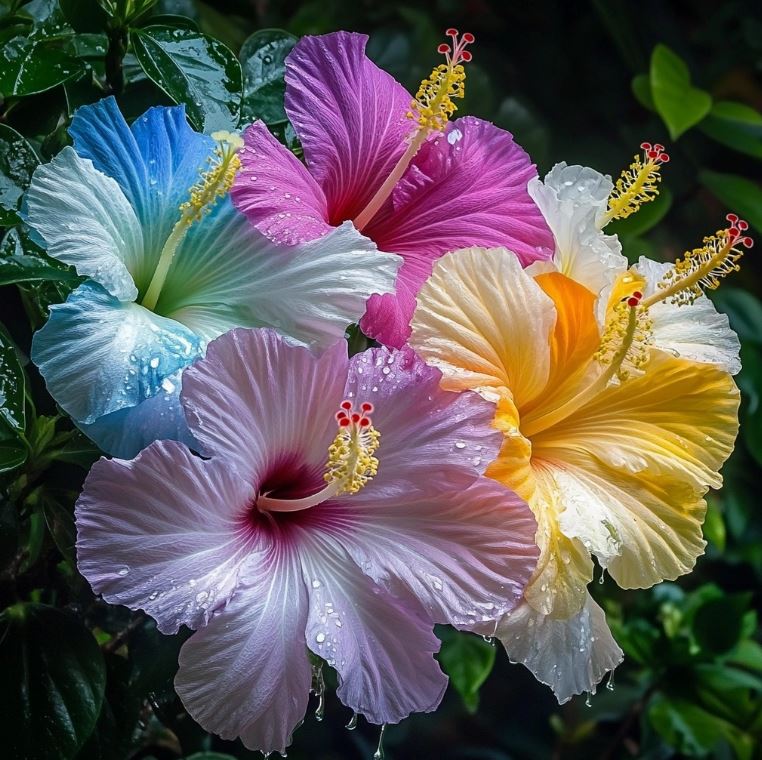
[24,97,399,457]
[410,154,747,701]
[231,29,554,347]
[75,328,538,753]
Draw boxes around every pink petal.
[340,476,538,627]
[368,117,553,262]
[231,121,332,245]
[181,328,348,483]
[343,346,503,493]
[300,535,447,724]
[75,441,255,634]
[284,31,413,223]
[175,550,311,754]
[360,258,429,348]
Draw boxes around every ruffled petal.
[181,328,348,482]
[299,535,446,725]
[635,257,741,374]
[366,118,553,264]
[77,369,196,459]
[284,31,412,223]
[23,147,142,301]
[75,441,256,633]
[175,549,310,754]
[69,98,213,283]
[334,475,537,626]
[159,203,400,347]
[32,281,202,425]
[535,352,740,588]
[410,247,555,409]
[231,121,331,245]
[527,163,626,297]
[488,594,623,704]
[343,345,503,493]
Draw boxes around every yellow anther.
[324,402,380,495]
[408,29,473,134]
[601,142,670,226]
[180,133,242,223]
[643,214,753,309]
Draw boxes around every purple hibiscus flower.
[75,328,538,753]
[231,30,554,347]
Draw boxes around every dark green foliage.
[0,1,761,758]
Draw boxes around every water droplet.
[316,632,326,643]
[346,713,358,730]
[117,567,129,576]
[606,671,615,691]
[585,692,592,707]
[373,724,387,759]
[454,441,466,449]
[312,579,321,588]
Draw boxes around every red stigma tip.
[336,411,347,420]
[446,27,458,36]
[462,32,475,43]
[640,142,651,150]
[339,418,351,427]
[633,290,643,299]
[351,413,361,423]
[437,43,450,54]
[726,213,739,223]
[340,400,352,410]
[627,296,641,307]
[359,418,371,427]
[460,50,472,61]
[642,141,669,164]
[361,402,374,413]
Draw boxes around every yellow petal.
[523,465,594,618]
[411,247,555,408]
[533,352,740,588]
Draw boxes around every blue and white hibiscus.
[23,98,400,457]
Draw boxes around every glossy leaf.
[692,594,752,655]
[699,170,762,231]
[131,25,242,133]
[240,28,297,125]
[700,101,762,159]
[0,603,106,759]
[650,44,712,139]
[0,327,26,473]
[438,629,496,713]
[0,36,85,98]
[0,125,38,226]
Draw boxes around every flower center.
[256,401,381,513]
[600,142,669,227]
[140,130,243,311]
[352,29,473,232]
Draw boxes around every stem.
[105,26,128,95]
[353,130,426,231]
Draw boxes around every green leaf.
[700,100,762,159]
[649,44,712,140]
[39,487,77,562]
[649,694,754,759]
[58,0,108,32]
[631,73,654,111]
[240,28,297,126]
[703,497,726,552]
[0,326,27,473]
[0,230,83,287]
[131,25,242,133]
[692,593,752,655]
[437,629,496,713]
[699,170,762,231]
[0,36,86,98]
[0,125,38,226]
[0,603,106,759]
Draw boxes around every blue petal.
[77,370,198,459]
[69,97,214,290]
[32,281,203,425]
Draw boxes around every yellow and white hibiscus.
[409,145,748,702]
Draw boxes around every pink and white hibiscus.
[75,328,538,753]
[231,30,554,347]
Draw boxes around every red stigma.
[359,418,371,427]
[460,50,472,61]
[339,418,351,427]
[633,290,643,299]
[446,27,458,36]
[361,402,374,413]
[627,296,640,307]
[336,399,375,430]
[351,413,361,423]
[463,32,475,43]
[440,28,474,65]
[340,400,352,410]
[642,141,669,164]
[726,214,754,248]
[437,43,450,54]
